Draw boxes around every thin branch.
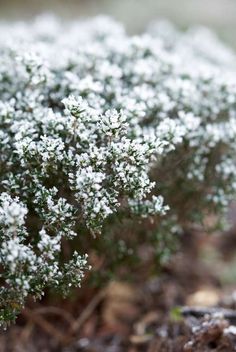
[33,306,75,326]
[22,307,70,345]
[69,289,106,335]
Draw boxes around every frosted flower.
[0,193,27,229]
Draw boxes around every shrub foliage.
[0,16,236,325]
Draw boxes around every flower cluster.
[0,15,236,325]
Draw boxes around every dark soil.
[2,230,236,352]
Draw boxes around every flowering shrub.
[0,15,236,325]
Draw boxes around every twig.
[22,307,70,345]
[22,290,106,345]
[33,306,75,326]
[19,322,34,345]
[69,289,106,335]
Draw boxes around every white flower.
[0,193,28,229]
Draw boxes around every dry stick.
[22,307,71,345]
[22,289,106,345]
[69,289,106,335]
[19,322,34,345]
[34,306,75,326]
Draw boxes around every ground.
[2,229,236,352]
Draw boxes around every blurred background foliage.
[0,0,236,47]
